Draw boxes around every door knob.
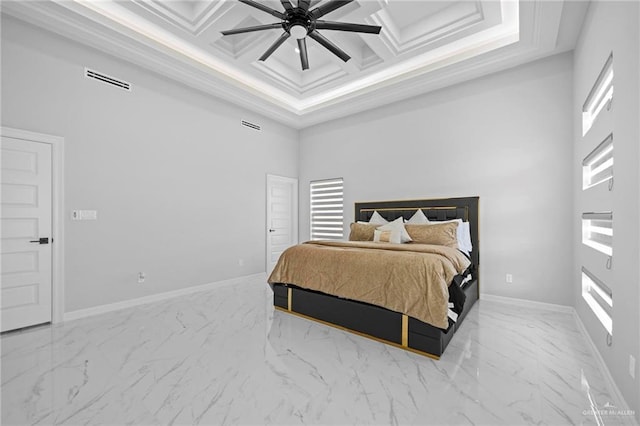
[269,229,275,232]
[29,237,49,244]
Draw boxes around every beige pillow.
[405,222,459,248]
[349,222,379,241]
[373,229,402,244]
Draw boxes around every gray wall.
[1,16,299,312]
[299,53,575,306]
[573,1,639,416]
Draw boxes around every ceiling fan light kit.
[221,0,381,71]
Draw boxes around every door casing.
[1,127,65,325]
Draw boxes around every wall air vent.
[241,120,261,131]
[84,68,131,91]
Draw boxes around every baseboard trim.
[63,273,267,322]
[572,311,632,414]
[480,293,574,313]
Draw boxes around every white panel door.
[1,137,52,332]
[266,175,298,275]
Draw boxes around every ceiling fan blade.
[297,38,309,70]
[298,0,311,12]
[238,0,286,19]
[310,0,353,19]
[259,32,291,61]
[221,23,283,36]
[314,20,381,34]
[280,0,294,12]
[308,29,350,62]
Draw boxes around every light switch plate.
[72,210,98,220]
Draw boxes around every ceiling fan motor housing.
[286,11,311,39]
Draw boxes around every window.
[582,267,613,334]
[582,53,613,136]
[310,178,343,240]
[583,133,613,190]
[582,212,613,256]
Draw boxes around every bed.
[268,196,479,359]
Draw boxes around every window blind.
[582,212,613,256]
[581,267,613,334]
[582,53,613,135]
[310,178,343,240]
[583,133,613,190]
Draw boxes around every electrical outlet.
[137,272,146,283]
[238,259,244,266]
[506,274,513,283]
[630,355,636,379]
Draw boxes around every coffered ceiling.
[2,0,587,128]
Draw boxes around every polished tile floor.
[1,275,636,425]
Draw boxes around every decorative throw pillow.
[368,210,389,225]
[377,217,412,243]
[349,223,379,241]
[406,209,430,224]
[426,218,472,253]
[373,229,402,244]
[405,222,458,248]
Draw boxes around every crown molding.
[2,0,573,129]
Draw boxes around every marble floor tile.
[1,277,637,425]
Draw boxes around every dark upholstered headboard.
[354,197,480,271]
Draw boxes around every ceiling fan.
[221,0,382,71]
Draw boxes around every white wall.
[1,16,299,312]
[573,1,639,417]
[299,53,574,306]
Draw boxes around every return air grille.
[85,68,131,91]
[241,120,261,131]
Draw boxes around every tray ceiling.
[2,0,586,128]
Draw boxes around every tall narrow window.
[582,267,613,334]
[582,212,613,256]
[583,133,613,190]
[582,53,613,136]
[310,178,343,241]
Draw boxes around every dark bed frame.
[272,196,480,359]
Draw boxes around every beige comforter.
[268,240,471,329]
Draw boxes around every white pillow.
[373,229,402,244]
[460,221,473,253]
[377,217,412,243]
[406,209,430,224]
[428,219,472,254]
[368,210,389,225]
